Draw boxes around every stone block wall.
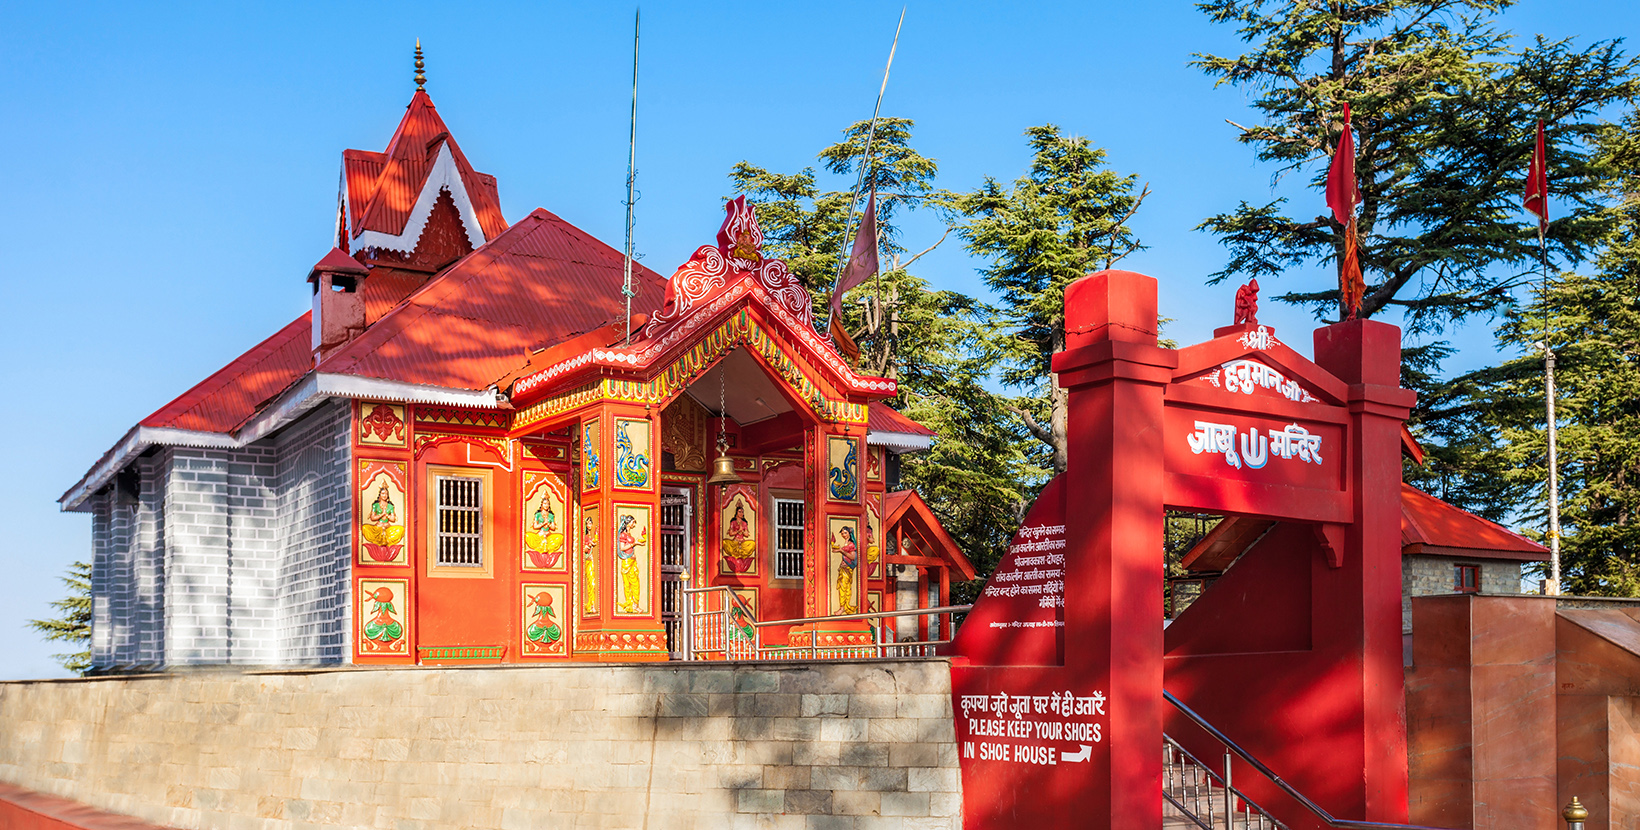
[272,400,350,665]
[0,660,961,830]
[88,402,351,671]
[1401,555,1524,632]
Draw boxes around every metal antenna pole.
[623,9,640,345]
[1542,225,1563,595]
[827,6,905,335]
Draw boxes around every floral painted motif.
[358,461,408,565]
[359,403,407,446]
[614,419,652,489]
[866,497,883,578]
[828,437,859,502]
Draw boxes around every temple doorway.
[660,486,693,658]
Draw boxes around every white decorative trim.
[60,372,501,512]
[349,143,486,254]
[867,431,934,453]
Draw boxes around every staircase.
[1164,691,1453,830]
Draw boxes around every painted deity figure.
[722,503,754,572]
[582,515,599,615]
[526,591,562,650]
[525,495,564,569]
[865,516,880,574]
[834,525,859,615]
[361,481,405,562]
[362,587,403,651]
[617,514,648,614]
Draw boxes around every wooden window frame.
[769,489,805,581]
[1454,563,1480,594]
[424,464,496,579]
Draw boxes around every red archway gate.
[950,270,1415,830]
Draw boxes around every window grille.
[436,475,484,567]
[1454,564,1480,593]
[774,498,805,579]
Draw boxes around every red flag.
[829,191,879,360]
[1327,103,1365,319]
[1524,119,1549,234]
[1326,103,1360,225]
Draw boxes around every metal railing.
[1164,690,1455,830]
[680,585,967,661]
[1165,735,1283,830]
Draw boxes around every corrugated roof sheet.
[1401,483,1549,561]
[868,402,934,436]
[318,208,667,390]
[139,313,313,433]
[350,91,506,242]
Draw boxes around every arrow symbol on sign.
[1061,744,1092,763]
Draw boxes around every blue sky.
[0,1,1633,679]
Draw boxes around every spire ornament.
[414,39,426,90]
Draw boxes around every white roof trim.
[60,372,501,512]
[349,143,486,254]
[868,430,934,454]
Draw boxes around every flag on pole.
[1524,119,1549,240]
[829,191,880,361]
[1326,103,1365,320]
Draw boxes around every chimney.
[308,248,370,359]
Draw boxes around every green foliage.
[730,119,1044,591]
[951,125,1149,472]
[28,560,92,675]
[1418,110,1640,595]
[1196,0,1637,330]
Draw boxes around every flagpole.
[827,6,905,336]
[1542,224,1562,595]
[623,9,640,345]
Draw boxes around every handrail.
[753,604,972,627]
[1164,690,1456,830]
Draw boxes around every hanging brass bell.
[707,450,740,487]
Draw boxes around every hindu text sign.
[947,475,1066,666]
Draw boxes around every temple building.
[60,75,972,671]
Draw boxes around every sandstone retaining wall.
[0,660,960,830]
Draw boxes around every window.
[1455,564,1480,593]
[435,474,484,567]
[774,498,805,579]
[926,578,942,640]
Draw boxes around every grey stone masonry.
[87,400,351,671]
[1401,554,1525,632]
[0,659,963,830]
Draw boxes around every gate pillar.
[1052,270,1178,829]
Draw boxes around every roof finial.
[414,38,426,91]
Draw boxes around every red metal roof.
[138,313,313,433]
[318,208,667,390]
[347,91,507,243]
[885,489,977,580]
[309,247,368,279]
[868,402,933,436]
[1401,483,1549,561]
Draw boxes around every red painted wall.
[0,783,173,830]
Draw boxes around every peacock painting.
[828,437,858,501]
[614,419,652,488]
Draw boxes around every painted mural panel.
[827,436,860,502]
[358,402,407,447]
[358,460,409,566]
[867,591,882,615]
[829,515,861,616]
[728,587,758,649]
[867,447,883,482]
[613,418,654,490]
[521,583,567,657]
[582,419,601,492]
[866,495,883,579]
[581,506,600,618]
[522,470,569,572]
[613,503,653,617]
[719,484,758,575]
[359,579,409,655]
